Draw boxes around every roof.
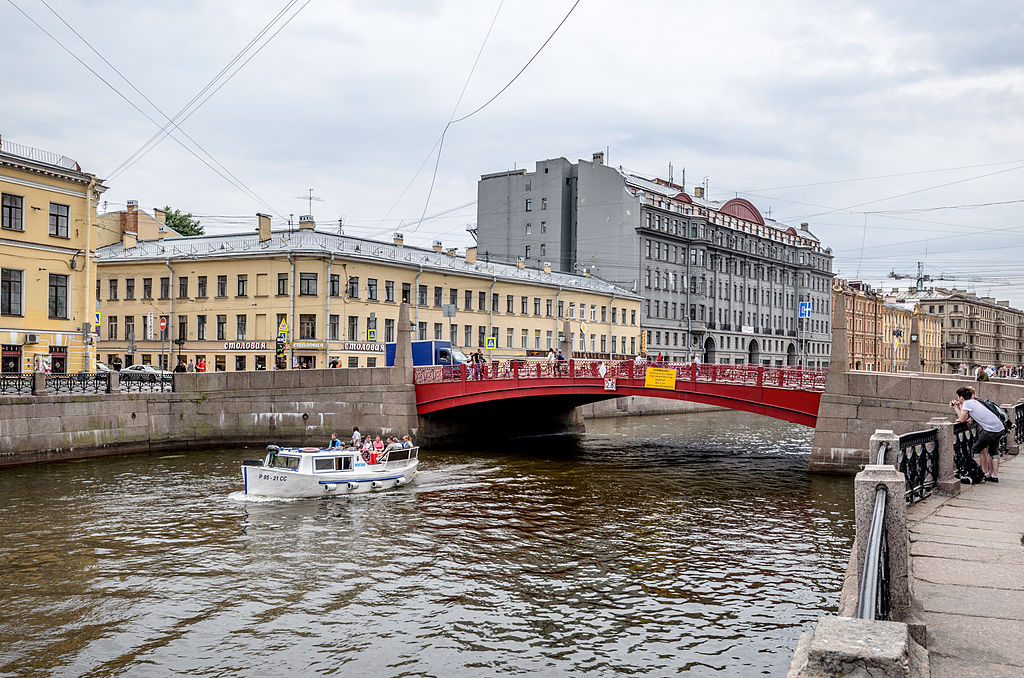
[95,228,641,299]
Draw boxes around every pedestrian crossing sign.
[367,329,377,341]
[486,336,497,349]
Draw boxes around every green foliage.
[162,206,204,236]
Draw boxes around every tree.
[162,206,204,236]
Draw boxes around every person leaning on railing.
[949,385,1002,482]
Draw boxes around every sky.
[3,0,1024,304]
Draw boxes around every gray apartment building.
[476,153,835,366]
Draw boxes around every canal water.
[0,410,853,677]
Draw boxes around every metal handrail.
[856,483,891,621]
[897,428,939,504]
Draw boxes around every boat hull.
[242,458,418,499]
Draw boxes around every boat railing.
[380,446,419,467]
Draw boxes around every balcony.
[775,329,785,336]
[945,341,966,348]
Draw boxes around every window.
[506,327,513,348]
[277,273,288,295]
[478,292,486,311]
[465,290,473,309]
[300,273,318,296]
[478,325,486,346]
[451,324,459,344]
[434,322,443,340]
[526,223,532,235]
[328,314,340,340]
[348,357,359,368]
[464,325,472,346]
[159,277,170,299]
[178,277,188,299]
[525,245,531,259]
[367,278,378,301]
[450,288,458,307]
[236,315,247,340]
[1,269,23,316]
[525,198,532,211]
[48,203,69,238]
[507,295,514,313]
[534,298,541,316]
[300,314,317,340]
[540,244,546,257]
[419,322,428,340]
[540,221,546,234]
[216,315,227,340]
[195,277,205,298]
[385,319,395,343]
[434,286,443,307]
[197,315,207,340]
[541,197,547,210]
[235,355,247,371]
[124,316,135,341]
[380,280,392,302]
[347,276,360,298]
[418,285,428,305]
[402,283,411,303]
[141,277,152,299]
[107,316,118,340]
[216,275,227,297]
[2,194,24,230]
[347,315,359,341]
[491,293,499,312]
[558,300,564,317]
[236,275,247,297]
[521,329,528,348]
[48,274,68,318]
[174,315,185,341]
[108,279,118,300]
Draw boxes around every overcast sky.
[4,1,1023,303]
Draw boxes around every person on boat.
[327,433,343,449]
[402,435,413,448]
[373,436,385,453]
[351,426,361,447]
[383,437,403,454]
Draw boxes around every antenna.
[293,188,324,215]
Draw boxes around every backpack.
[978,399,1014,431]
[958,454,987,485]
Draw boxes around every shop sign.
[292,341,325,350]
[342,342,385,353]
[224,341,269,351]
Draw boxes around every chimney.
[153,207,166,225]
[800,222,809,231]
[446,247,458,257]
[516,257,525,269]
[432,240,443,253]
[543,261,551,274]
[694,186,704,199]
[298,214,315,230]
[583,268,591,277]
[257,213,272,242]
[465,246,477,265]
[393,232,404,247]
[121,200,139,249]
[593,151,604,165]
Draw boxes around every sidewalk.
[907,455,1024,677]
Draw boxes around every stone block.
[876,375,913,401]
[371,368,391,386]
[272,370,300,390]
[224,371,252,391]
[848,372,879,396]
[787,616,928,678]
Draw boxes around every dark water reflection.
[0,410,852,677]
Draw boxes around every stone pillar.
[32,370,47,396]
[787,616,928,678]
[107,370,120,394]
[928,418,961,496]
[869,429,898,466]
[854,465,913,629]
[560,319,572,358]
[393,302,414,380]
[1000,404,1019,456]
[825,291,849,396]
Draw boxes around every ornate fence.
[45,372,109,394]
[119,373,173,393]
[0,374,32,395]
[896,428,939,504]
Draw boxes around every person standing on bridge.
[950,386,1002,482]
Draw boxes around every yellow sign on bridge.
[644,366,677,390]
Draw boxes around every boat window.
[336,456,353,470]
[269,455,300,470]
[313,456,353,472]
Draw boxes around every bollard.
[928,418,961,496]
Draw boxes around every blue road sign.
[799,301,811,318]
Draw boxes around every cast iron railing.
[0,374,32,395]
[857,442,891,621]
[897,428,939,504]
[46,372,109,394]
[952,421,975,481]
[1015,402,1024,445]
[120,373,173,392]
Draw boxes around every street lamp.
[173,337,186,368]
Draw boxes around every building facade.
[95,217,642,371]
[0,137,106,373]
[476,154,834,366]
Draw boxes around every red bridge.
[414,360,826,428]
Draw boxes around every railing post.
[852,463,911,626]
[513,360,519,380]
[690,361,696,382]
[107,370,120,394]
[999,404,1019,456]
[869,429,899,466]
[32,370,47,396]
[756,365,763,388]
[569,359,574,380]
[927,418,962,496]
[459,363,466,382]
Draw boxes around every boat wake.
[227,491,302,504]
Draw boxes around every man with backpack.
[949,386,1004,482]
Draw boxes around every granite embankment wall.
[810,371,1024,474]
[0,368,418,468]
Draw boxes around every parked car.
[95,360,111,373]
[120,364,173,378]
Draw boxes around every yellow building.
[1,138,107,373]
[95,216,643,371]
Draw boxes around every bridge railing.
[896,428,940,504]
[413,359,828,391]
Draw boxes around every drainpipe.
[413,263,423,336]
[555,285,563,350]
[608,291,616,359]
[84,177,95,371]
[489,275,496,351]
[326,253,334,367]
[685,245,692,361]
[165,259,173,370]
[289,253,295,369]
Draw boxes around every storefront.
[291,341,324,369]
[48,345,67,374]
[2,345,21,373]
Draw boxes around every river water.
[0,410,853,677]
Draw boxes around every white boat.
[240,444,419,498]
